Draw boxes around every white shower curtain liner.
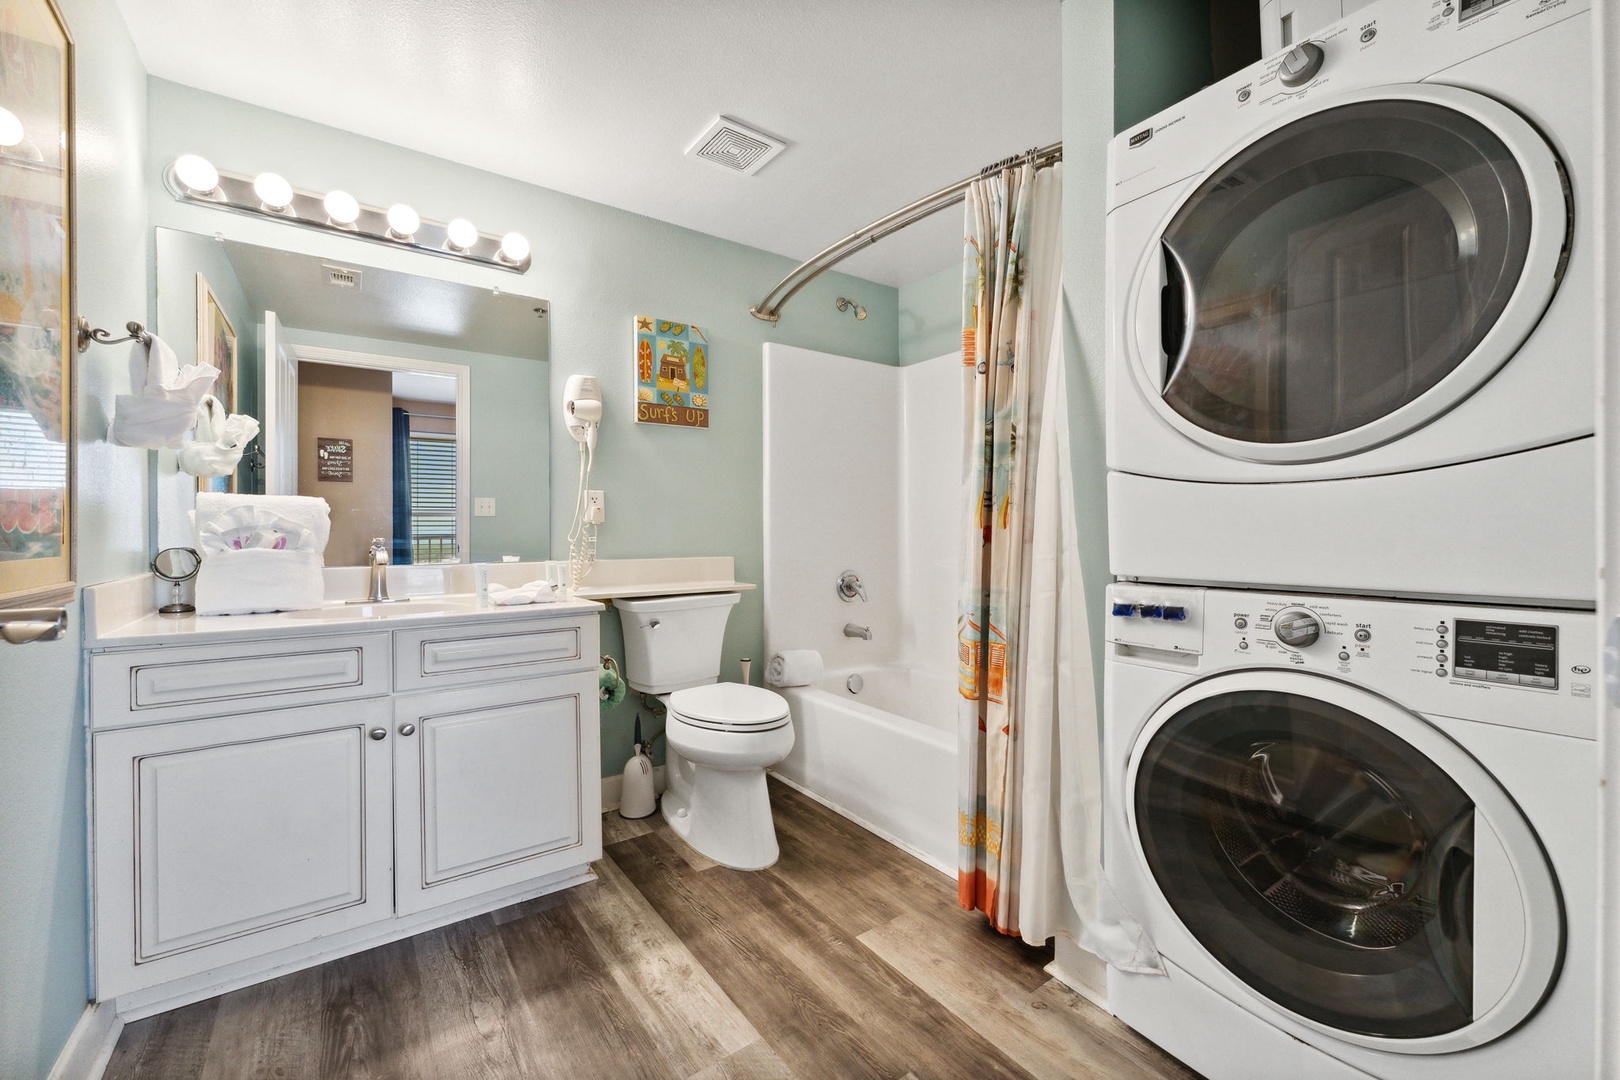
[956,160,1161,971]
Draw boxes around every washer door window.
[1134,85,1570,463]
[1130,673,1561,1054]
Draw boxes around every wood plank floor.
[105,780,1201,1080]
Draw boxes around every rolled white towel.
[766,649,823,688]
[195,493,331,557]
[487,580,560,606]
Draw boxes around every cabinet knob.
[369,727,387,741]
[398,723,417,737]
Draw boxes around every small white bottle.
[474,563,490,607]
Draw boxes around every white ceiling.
[113,0,1062,288]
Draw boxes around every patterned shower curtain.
[956,161,1067,939]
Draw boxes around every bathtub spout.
[843,623,873,640]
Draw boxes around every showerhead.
[836,296,867,321]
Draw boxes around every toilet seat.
[668,683,790,733]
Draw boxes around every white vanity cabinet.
[86,602,602,1014]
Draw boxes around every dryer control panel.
[1106,583,1596,740]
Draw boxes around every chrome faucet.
[843,623,872,640]
[347,537,408,604]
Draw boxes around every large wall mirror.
[154,228,550,566]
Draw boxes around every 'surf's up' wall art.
[634,316,708,429]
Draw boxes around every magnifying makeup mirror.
[152,547,202,616]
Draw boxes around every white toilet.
[615,592,794,870]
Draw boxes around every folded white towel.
[194,548,324,616]
[487,580,561,606]
[109,393,201,449]
[195,493,331,556]
[766,650,823,688]
[109,335,220,449]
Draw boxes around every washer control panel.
[1106,584,1596,740]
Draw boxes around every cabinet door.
[393,673,601,916]
[93,699,393,1000]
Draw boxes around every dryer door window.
[1133,683,1557,1046]
[1148,92,1567,459]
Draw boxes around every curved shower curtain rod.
[749,141,1062,323]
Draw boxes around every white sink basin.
[286,599,478,621]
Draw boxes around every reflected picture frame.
[0,0,75,606]
[195,272,238,492]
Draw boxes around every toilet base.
[661,752,781,870]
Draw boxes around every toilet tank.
[614,592,743,693]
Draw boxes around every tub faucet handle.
[837,570,867,602]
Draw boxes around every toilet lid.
[669,683,791,732]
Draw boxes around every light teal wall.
[278,327,551,564]
[1064,0,1117,715]
[144,79,899,778]
[1113,0,1213,133]
[0,0,151,1076]
[153,228,260,494]
[898,262,960,366]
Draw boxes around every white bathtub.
[773,664,958,875]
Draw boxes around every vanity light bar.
[162,157,532,274]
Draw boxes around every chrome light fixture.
[252,172,294,212]
[173,154,220,196]
[161,159,532,273]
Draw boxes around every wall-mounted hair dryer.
[563,374,602,449]
[563,374,603,589]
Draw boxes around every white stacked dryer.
[1105,0,1593,607]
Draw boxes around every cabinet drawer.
[393,618,593,691]
[91,634,391,729]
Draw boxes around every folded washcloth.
[109,334,220,449]
[766,649,823,688]
[487,580,561,606]
[195,493,331,556]
[194,548,324,616]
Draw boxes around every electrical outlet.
[474,497,497,517]
[586,490,605,524]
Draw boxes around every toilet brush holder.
[620,745,657,819]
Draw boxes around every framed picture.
[633,315,709,429]
[195,273,238,492]
[0,0,75,606]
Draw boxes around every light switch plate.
[474,497,497,517]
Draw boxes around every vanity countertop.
[84,577,602,650]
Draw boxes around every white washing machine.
[1105,0,1594,606]
[1101,582,1596,1079]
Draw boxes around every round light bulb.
[174,154,219,195]
[498,231,530,264]
[386,203,420,240]
[323,189,360,226]
[445,217,478,252]
[0,107,22,148]
[252,172,293,211]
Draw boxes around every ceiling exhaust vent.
[322,264,362,289]
[687,116,786,176]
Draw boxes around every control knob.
[1278,41,1325,87]
[1273,607,1322,649]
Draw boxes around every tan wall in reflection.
[298,362,393,565]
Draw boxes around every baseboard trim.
[46,1001,122,1080]
[601,765,665,812]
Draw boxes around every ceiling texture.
[114,0,1062,287]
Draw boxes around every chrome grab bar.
[0,607,68,644]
